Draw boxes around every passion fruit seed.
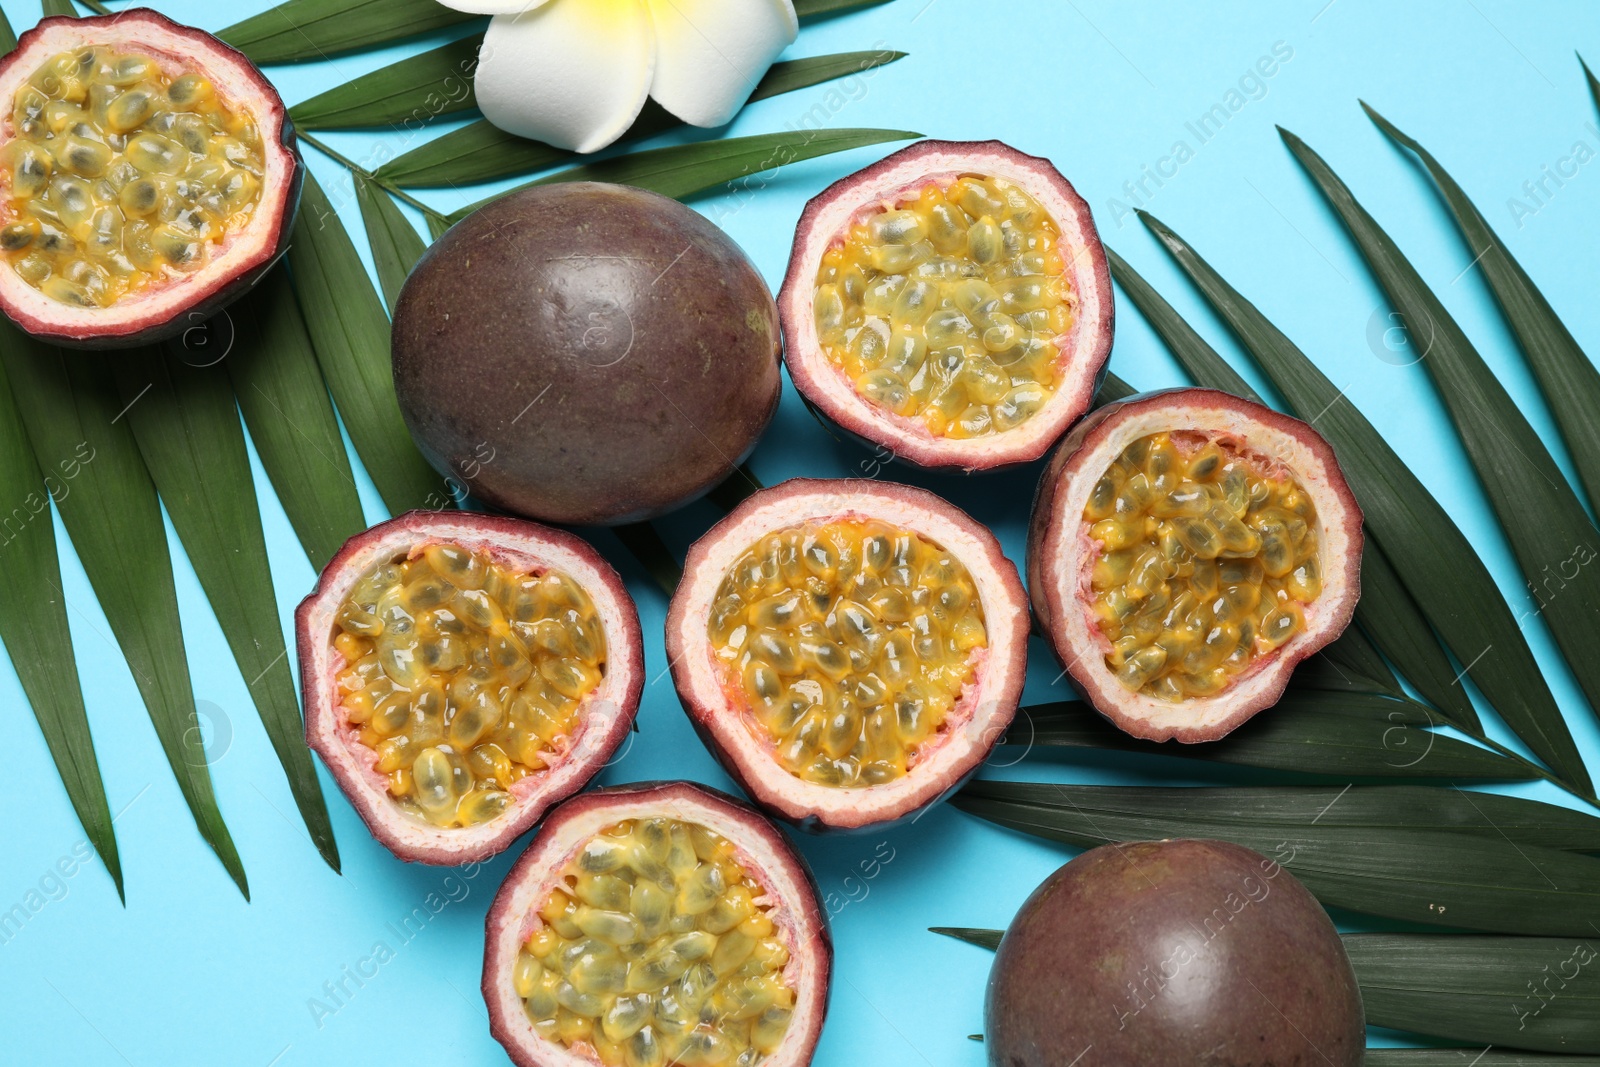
[1084,432,1321,701]
[708,520,987,788]
[1,46,264,308]
[812,175,1073,439]
[518,817,796,1067]
[332,542,606,828]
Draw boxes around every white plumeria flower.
[437,0,799,154]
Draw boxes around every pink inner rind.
[1029,388,1363,743]
[296,510,644,865]
[778,139,1114,473]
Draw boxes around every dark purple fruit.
[986,839,1363,1066]
[391,181,782,526]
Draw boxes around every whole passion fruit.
[778,140,1113,472]
[986,839,1364,1066]
[0,10,300,347]
[667,478,1028,830]
[484,780,830,1067]
[1029,388,1361,742]
[296,511,644,864]
[392,182,782,527]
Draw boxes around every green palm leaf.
[290,36,481,130]
[1133,214,1590,797]
[931,928,1600,1055]
[1296,625,1401,696]
[1006,693,1530,782]
[226,268,366,571]
[793,0,894,14]
[110,347,339,873]
[1281,127,1600,739]
[290,170,444,514]
[1366,105,1600,516]
[1584,52,1600,112]
[377,51,908,188]
[40,0,77,16]
[1106,245,1478,730]
[219,0,477,65]
[447,128,921,223]
[1347,934,1600,1054]
[955,781,1600,935]
[354,173,429,314]
[0,352,120,899]
[0,342,247,897]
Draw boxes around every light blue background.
[4,0,1600,1063]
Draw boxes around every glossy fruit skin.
[1028,387,1363,743]
[391,181,782,526]
[483,780,832,1067]
[296,510,644,865]
[778,139,1114,473]
[986,839,1364,1067]
[0,10,301,348]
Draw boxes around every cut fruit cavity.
[780,140,1113,472]
[668,478,1028,830]
[0,11,299,347]
[1029,388,1361,743]
[298,512,643,865]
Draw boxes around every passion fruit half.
[392,181,782,527]
[778,140,1113,471]
[1030,387,1362,742]
[0,10,299,347]
[987,839,1364,1066]
[484,780,830,1067]
[297,511,644,864]
[667,478,1028,830]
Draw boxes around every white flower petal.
[475,0,655,154]
[434,0,555,14]
[645,0,798,128]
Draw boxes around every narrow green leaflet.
[955,781,1600,934]
[1107,245,1476,727]
[290,170,444,514]
[613,523,682,598]
[1294,624,1401,696]
[1585,52,1600,112]
[1005,693,1526,781]
[1283,128,1600,734]
[793,0,894,14]
[1347,934,1600,1054]
[219,0,477,65]
[227,268,366,571]
[41,0,77,17]
[290,36,481,130]
[0,353,120,899]
[111,347,339,872]
[930,927,1002,951]
[1368,106,1600,515]
[1136,212,1588,795]
[966,780,1600,850]
[448,128,922,223]
[378,51,908,188]
[1096,370,1137,404]
[931,928,1600,1057]
[0,341,247,897]
[355,173,429,314]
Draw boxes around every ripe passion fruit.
[484,780,830,1067]
[0,10,299,347]
[1030,388,1362,742]
[392,182,782,526]
[667,478,1028,830]
[296,511,644,864]
[778,140,1113,471]
[986,839,1364,1066]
